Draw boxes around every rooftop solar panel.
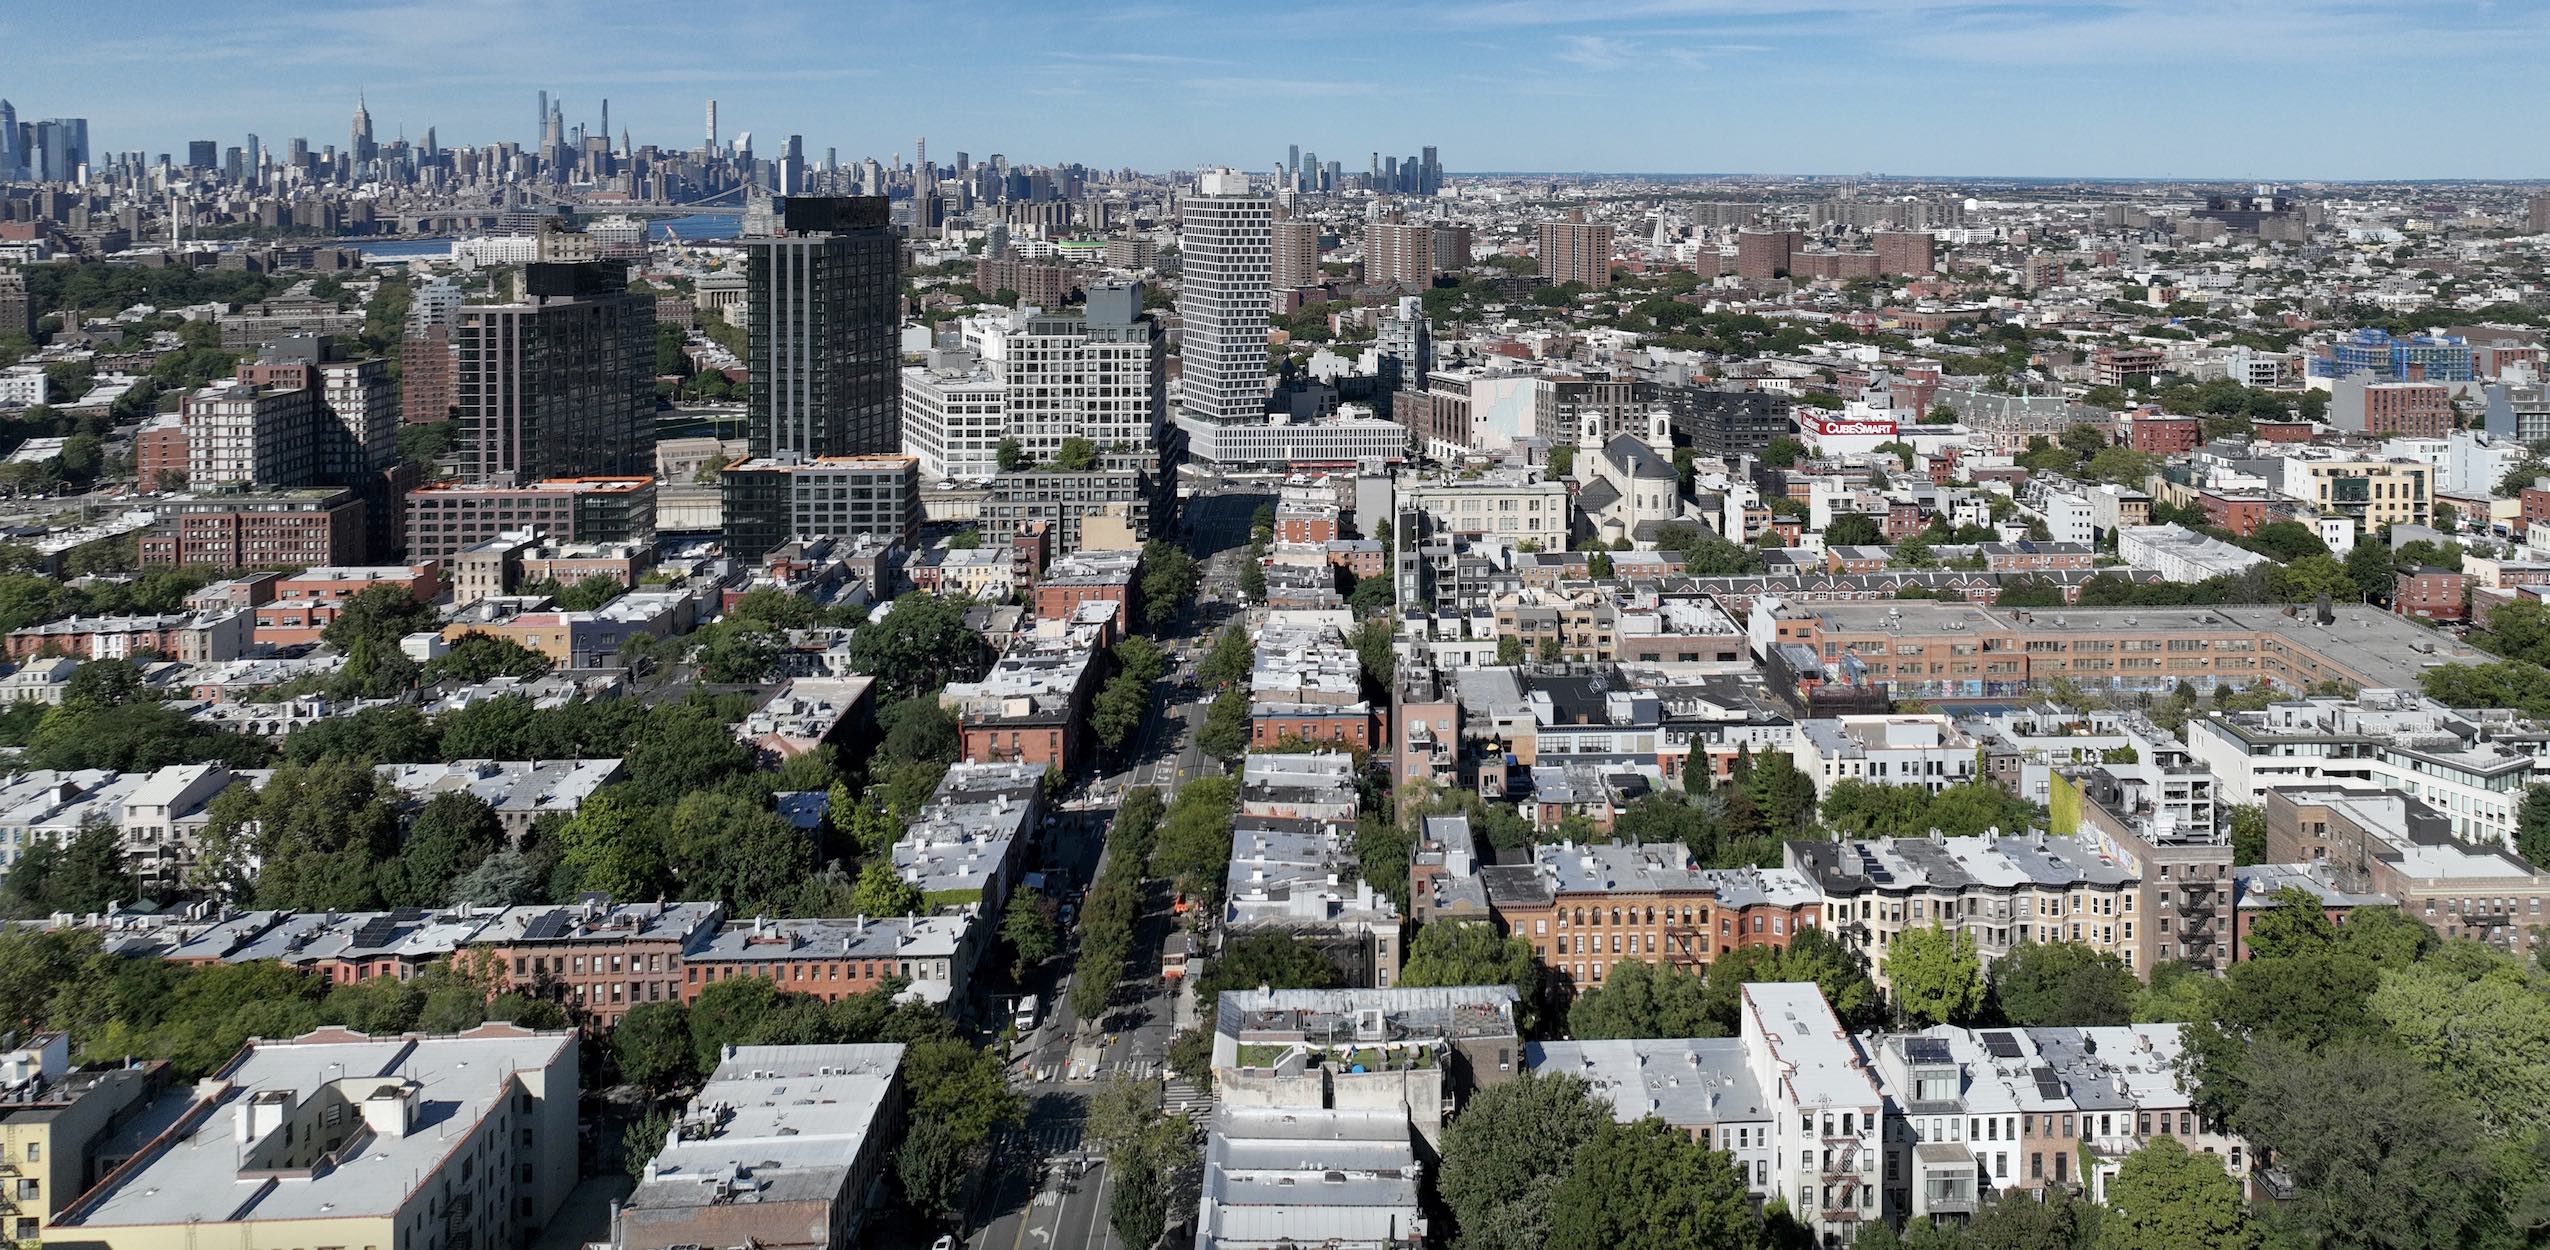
[1983,1032,2023,1059]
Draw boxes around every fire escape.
[1821,1133,1866,1228]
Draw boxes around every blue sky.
[7,0,2548,180]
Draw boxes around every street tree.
[1000,893,1060,976]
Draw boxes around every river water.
[358,211,744,261]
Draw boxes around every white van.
[1012,994,1040,1033]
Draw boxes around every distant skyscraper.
[1287,144,1300,180]
[1421,145,1441,195]
[914,136,927,178]
[744,196,901,461]
[778,134,806,194]
[0,100,18,180]
[32,118,87,182]
[704,99,718,151]
[2531,194,2550,235]
[1178,169,1273,425]
[537,90,548,142]
[453,261,655,484]
[186,140,217,170]
[350,94,375,165]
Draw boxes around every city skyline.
[6,0,2550,181]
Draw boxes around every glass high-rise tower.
[743,196,902,460]
[453,261,655,484]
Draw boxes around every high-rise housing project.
[1537,211,1614,288]
[1365,220,1472,289]
[453,261,655,484]
[1270,215,1320,291]
[1177,169,1273,426]
[1737,228,1805,281]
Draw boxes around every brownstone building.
[477,901,725,1031]
[1480,841,1821,993]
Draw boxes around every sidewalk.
[1171,974,1199,1035]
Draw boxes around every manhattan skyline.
[7,0,2550,181]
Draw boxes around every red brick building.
[948,632,1105,773]
[1029,550,1138,635]
[1251,705,1379,751]
[1735,229,1802,282]
[1276,503,1339,545]
[253,562,444,646]
[476,901,725,1031]
[2252,420,2316,443]
[2129,415,2202,455]
[2198,492,2274,537]
[2394,568,2469,623]
[2351,382,2454,438]
[1482,842,1819,995]
[138,490,370,569]
[1872,232,1938,277]
[401,327,456,424]
[2520,485,2550,535]
[136,417,189,491]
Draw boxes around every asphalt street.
[964,488,1267,1250]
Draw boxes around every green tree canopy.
[1545,1117,1758,1250]
[1399,920,1541,1020]
[1566,956,1713,1040]
[1439,1073,1611,1250]
[1988,940,2138,1027]
[847,593,988,701]
[2102,1137,2257,1250]
[1192,932,1339,1015]
[1887,924,1983,1026]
